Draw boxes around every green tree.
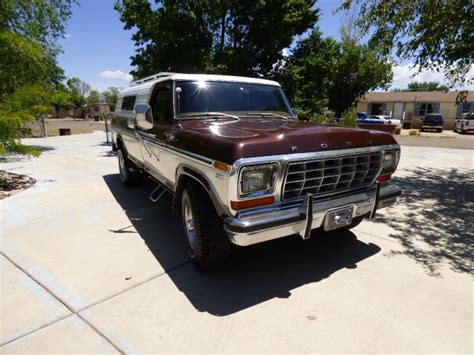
[0,0,78,53]
[0,85,56,156]
[275,31,340,120]
[66,78,91,118]
[0,32,64,99]
[115,0,318,78]
[404,81,449,92]
[87,90,101,104]
[0,0,76,155]
[103,87,121,110]
[327,41,392,116]
[340,0,473,88]
[276,31,392,120]
[50,87,71,118]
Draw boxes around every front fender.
[174,164,230,218]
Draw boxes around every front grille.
[282,153,383,200]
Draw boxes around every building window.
[370,103,386,115]
[415,102,439,117]
[462,103,472,114]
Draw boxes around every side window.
[122,95,136,111]
[150,85,172,125]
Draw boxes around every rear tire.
[118,149,140,187]
[181,183,231,270]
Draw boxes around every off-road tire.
[181,183,231,270]
[118,148,140,187]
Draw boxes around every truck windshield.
[175,81,294,118]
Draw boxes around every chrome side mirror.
[134,104,153,131]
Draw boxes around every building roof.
[121,73,280,95]
[359,91,473,103]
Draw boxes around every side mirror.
[134,104,153,131]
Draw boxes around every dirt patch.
[0,171,36,199]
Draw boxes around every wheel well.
[116,137,125,152]
[173,176,208,215]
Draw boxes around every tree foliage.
[115,0,319,78]
[103,87,121,110]
[340,0,473,88]
[0,0,78,53]
[0,32,64,99]
[87,90,101,104]
[66,77,91,117]
[0,0,76,155]
[277,31,392,119]
[0,85,56,156]
[394,81,450,92]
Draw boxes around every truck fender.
[174,165,230,218]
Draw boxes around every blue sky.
[58,0,467,92]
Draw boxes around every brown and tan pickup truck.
[111,73,401,269]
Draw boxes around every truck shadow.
[103,174,381,316]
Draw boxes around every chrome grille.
[282,153,383,200]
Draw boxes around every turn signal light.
[230,196,275,210]
[213,161,229,171]
[377,174,391,182]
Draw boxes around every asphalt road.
[1,133,472,353]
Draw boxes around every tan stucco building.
[356,91,473,129]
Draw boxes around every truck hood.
[174,118,398,164]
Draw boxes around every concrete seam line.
[0,252,125,354]
[355,229,402,244]
[0,314,72,348]
[77,259,191,314]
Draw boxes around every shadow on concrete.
[375,167,473,277]
[103,173,381,316]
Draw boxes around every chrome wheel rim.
[183,198,196,250]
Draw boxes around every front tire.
[181,183,231,270]
[118,149,140,187]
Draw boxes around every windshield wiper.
[246,112,293,120]
[184,112,240,120]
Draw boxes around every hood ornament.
[320,143,328,149]
[366,139,373,145]
[291,146,298,152]
[345,141,353,147]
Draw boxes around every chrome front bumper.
[224,184,401,246]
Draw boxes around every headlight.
[239,163,278,197]
[382,150,400,173]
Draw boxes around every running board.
[149,184,167,203]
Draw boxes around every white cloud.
[390,62,473,90]
[64,33,72,39]
[282,48,290,57]
[97,70,133,82]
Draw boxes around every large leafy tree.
[327,41,393,116]
[277,31,392,119]
[115,0,318,78]
[340,0,473,88]
[0,1,77,155]
[0,0,78,54]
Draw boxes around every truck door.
[139,82,175,184]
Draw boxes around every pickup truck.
[111,73,401,269]
[454,112,474,134]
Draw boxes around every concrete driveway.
[1,132,472,353]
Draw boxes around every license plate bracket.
[324,206,354,231]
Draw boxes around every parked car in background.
[420,114,444,132]
[454,112,474,134]
[372,115,401,126]
[112,73,401,269]
[357,112,386,125]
